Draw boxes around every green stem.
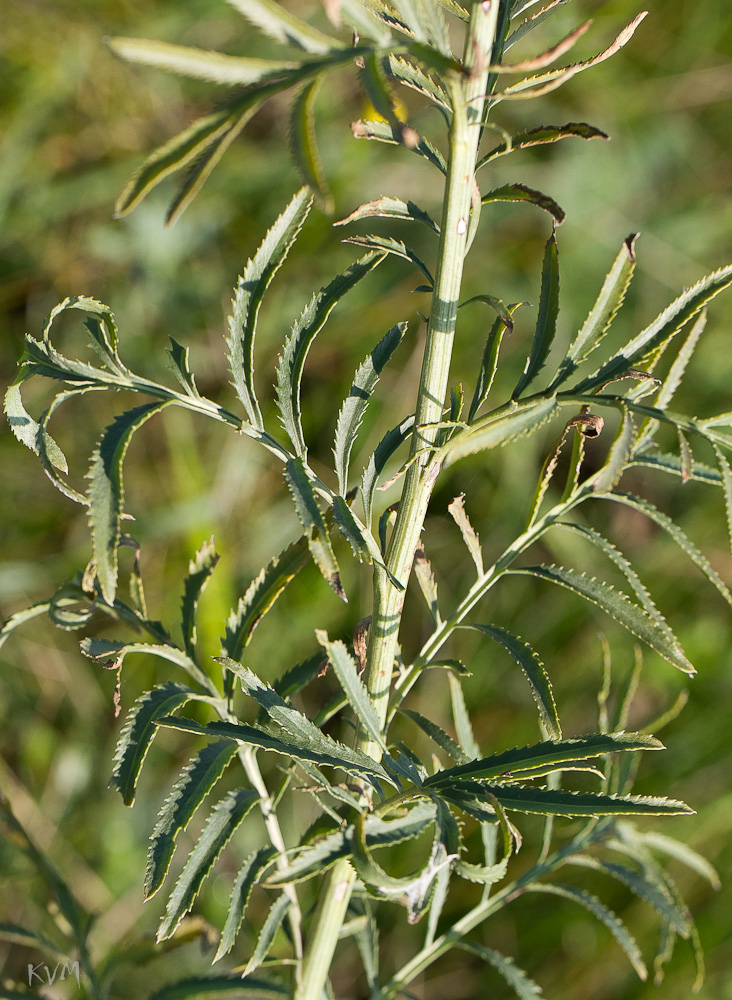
[295,6,500,1000]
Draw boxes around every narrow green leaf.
[290,76,331,211]
[343,234,433,285]
[448,493,483,575]
[426,732,661,788]
[466,624,560,740]
[637,831,721,890]
[166,338,201,398]
[480,121,608,167]
[399,707,470,763]
[244,893,290,974]
[351,899,380,993]
[227,0,342,54]
[108,37,298,85]
[513,232,560,398]
[467,305,523,422]
[567,855,691,935]
[215,848,277,961]
[149,975,287,1000]
[180,538,219,660]
[145,741,238,900]
[527,883,647,980]
[482,183,565,225]
[284,458,344,600]
[223,534,310,661]
[273,651,326,699]
[110,684,196,806]
[448,673,479,760]
[460,943,542,1000]
[593,407,636,493]
[512,564,695,674]
[276,251,384,456]
[446,782,692,817]
[336,196,439,233]
[577,261,732,392]
[267,802,436,886]
[358,51,414,144]
[155,715,395,787]
[442,396,559,466]
[4,382,68,471]
[158,789,258,941]
[386,53,450,110]
[713,443,732,557]
[351,118,447,173]
[455,854,510,885]
[361,414,415,526]
[80,638,208,689]
[227,187,313,428]
[334,322,407,494]
[87,401,171,603]
[315,630,385,749]
[629,449,722,485]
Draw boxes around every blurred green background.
[1,1,732,997]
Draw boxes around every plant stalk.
[295,5,500,999]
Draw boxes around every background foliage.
[1,1,732,997]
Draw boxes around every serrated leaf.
[593,406,636,493]
[460,943,543,1000]
[482,183,565,225]
[4,382,68,472]
[276,251,384,456]
[361,414,415,526]
[714,442,732,557]
[351,118,447,173]
[442,396,559,466]
[494,20,591,73]
[636,831,720,890]
[386,53,450,110]
[223,534,310,661]
[145,741,239,900]
[512,564,695,674]
[273,651,326,699]
[336,197,439,233]
[343,234,433,285]
[266,801,436,886]
[479,121,608,167]
[629,449,722,485]
[227,187,313,428]
[284,458,344,600]
[399,707,470,763]
[290,76,331,211]
[567,855,691,935]
[448,493,483,575]
[333,322,407,494]
[155,715,396,787]
[426,733,660,788]
[448,673,479,760]
[358,51,413,143]
[227,0,341,54]
[110,684,196,805]
[467,305,523,423]
[180,538,219,660]
[455,854,510,885]
[513,233,559,398]
[214,848,277,961]
[577,261,732,392]
[446,781,692,817]
[166,337,201,398]
[158,789,258,941]
[243,894,290,975]
[87,402,172,603]
[149,975,287,1000]
[315,630,385,749]
[466,624,560,740]
[108,37,298,85]
[527,883,647,979]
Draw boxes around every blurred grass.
[1,0,732,997]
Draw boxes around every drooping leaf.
[336,197,439,233]
[511,565,695,674]
[215,847,277,961]
[577,261,732,392]
[333,322,408,494]
[343,234,433,286]
[145,740,239,900]
[466,624,560,740]
[227,187,313,428]
[155,715,396,787]
[80,638,210,691]
[479,121,608,167]
[107,37,298,85]
[87,401,172,603]
[315,631,386,750]
[351,118,447,173]
[276,252,384,456]
[361,414,415,526]
[227,0,342,54]
[358,51,415,144]
[512,232,559,398]
[425,732,661,788]
[284,458,345,600]
[243,893,290,974]
[180,538,219,660]
[460,943,543,1000]
[494,19,591,72]
[482,183,565,225]
[290,76,332,211]
[526,883,647,980]
[441,396,559,466]
[222,534,310,661]
[157,790,259,941]
[110,684,196,806]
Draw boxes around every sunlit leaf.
[336,197,438,233]
[108,37,298,85]
[227,0,342,54]
[290,76,332,210]
[482,183,565,225]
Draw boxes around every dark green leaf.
[628,449,721,485]
[284,458,344,600]
[459,943,542,1000]
[361,414,415,526]
[351,118,447,173]
[442,396,559,465]
[466,304,524,422]
[446,781,692,817]
[149,974,287,1000]
[110,684,196,806]
[290,76,331,211]
[399,707,470,763]
[336,197,438,233]
[315,630,385,750]
[343,234,433,286]
[385,53,450,110]
[479,121,608,167]
[512,232,559,398]
[215,848,277,961]
[180,538,219,660]
[243,893,290,974]
[273,650,326,699]
[482,183,565,225]
[145,740,239,899]
[593,406,636,493]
